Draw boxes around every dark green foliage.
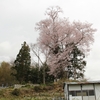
[34,86,42,92]
[45,67,54,83]
[29,62,54,84]
[34,85,54,92]
[12,89,20,96]
[30,66,40,84]
[56,46,86,80]
[12,41,31,83]
[40,62,54,84]
[68,46,86,80]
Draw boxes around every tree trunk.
[43,66,45,84]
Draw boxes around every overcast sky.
[0,0,100,81]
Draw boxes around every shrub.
[11,89,20,96]
[0,90,4,96]
[34,86,42,92]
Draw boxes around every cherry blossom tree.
[36,6,96,78]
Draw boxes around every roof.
[65,81,100,85]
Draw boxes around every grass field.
[0,83,64,100]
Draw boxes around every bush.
[34,86,42,92]
[11,89,20,96]
[43,86,53,91]
[0,90,4,96]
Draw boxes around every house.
[63,81,100,100]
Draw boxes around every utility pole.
[64,67,69,100]
[63,82,68,100]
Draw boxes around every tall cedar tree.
[68,46,86,80]
[13,41,31,83]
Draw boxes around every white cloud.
[0,41,11,55]
[0,56,10,62]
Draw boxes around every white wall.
[68,83,96,100]
[95,84,100,100]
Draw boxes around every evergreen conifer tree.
[68,46,86,80]
[12,41,31,83]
